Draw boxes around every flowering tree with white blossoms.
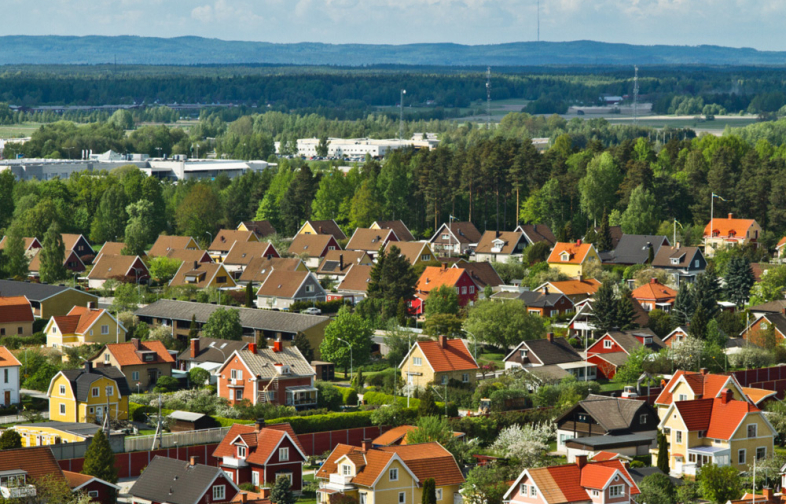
[491,423,555,468]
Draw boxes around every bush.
[289,299,352,314]
[265,410,376,434]
[1,333,46,349]
[338,387,359,406]
[153,376,180,393]
[316,382,343,411]
[240,483,256,491]
[33,319,49,333]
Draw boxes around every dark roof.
[303,220,347,240]
[516,224,557,246]
[605,329,665,353]
[374,221,415,242]
[626,467,683,487]
[564,432,657,450]
[129,456,236,504]
[454,262,503,288]
[240,221,277,238]
[0,279,97,303]
[136,300,329,334]
[178,338,249,364]
[601,235,669,265]
[594,351,631,367]
[573,395,651,431]
[755,312,786,336]
[522,338,583,365]
[749,300,786,314]
[434,222,481,244]
[492,290,567,308]
[652,245,702,269]
[59,366,132,400]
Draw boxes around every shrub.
[316,382,343,411]
[264,411,376,434]
[338,387,359,406]
[153,376,180,393]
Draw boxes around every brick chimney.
[721,388,733,404]
[189,456,199,466]
[193,260,198,270]
[319,226,323,233]
[547,332,554,343]
[239,492,248,504]
[576,239,582,246]
[273,341,282,353]
[700,368,708,376]
[190,338,199,359]
[131,338,140,350]
[763,489,773,503]
[254,418,265,432]
[339,254,344,270]
[576,455,587,469]
[728,213,733,219]
[362,438,372,453]
[438,335,447,349]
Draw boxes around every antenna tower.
[633,65,639,125]
[486,66,491,128]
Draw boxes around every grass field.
[606,116,759,130]
[0,122,45,137]
[478,351,506,369]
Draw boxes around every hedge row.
[362,391,446,411]
[263,410,375,434]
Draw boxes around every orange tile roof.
[378,442,465,487]
[416,266,467,296]
[703,216,757,238]
[548,242,594,265]
[778,237,786,249]
[579,464,617,489]
[541,279,601,296]
[416,338,478,372]
[63,470,93,488]
[631,279,677,302]
[0,296,34,323]
[674,395,761,440]
[654,371,737,406]
[0,447,65,482]
[589,451,620,462]
[213,423,305,462]
[373,425,417,446]
[742,386,777,405]
[530,460,639,504]
[52,307,106,335]
[0,347,22,367]
[105,340,174,367]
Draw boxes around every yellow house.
[14,421,103,447]
[384,242,436,266]
[547,241,600,278]
[168,261,237,289]
[400,336,479,390]
[48,363,130,423]
[44,305,127,350]
[654,389,775,476]
[316,441,464,504]
[296,220,347,240]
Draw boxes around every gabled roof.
[288,234,337,258]
[743,312,786,338]
[63,470,120,491]
[239,220,277,238]
[516,224,557,246]
[602,235,669,265]
[169,261,235,289]
[0,295,34,323]
[661,327,688,344]
[0,236,42,251]
[431,222,482,245]
[749,300,786,314]
[300,220,347,240]
[209,229,257,253]
[147,235,199,258]
[54,366,132,400]
[672,396,763,440]
[224,240,276,266]
[377,443,465,486]
[222,346,315,381]
[406,338,478,373]
[87,254,148,280]
[504,338,582,366]
[385,242,432,265]
[165,248,214,264]
[373,220,415,242]
[347,228,397,253]
[337,265,374,294]
[316,445,394,487]
[652,245,703,269]
[96,241,126,260]
[474,231,525,255]
[0,279,97,303]
[492,290,570,309]
[588,329,665,355]
[452,261,503,288]
[28,248,84,273]
[0,347,22,368]
[102,340,175,367]
[0,446,65,482]
[631,279,677,302]
[49,306,111,336]
[558,395,650,432]
[239,257,304,284]
[61,234,93,254]
[213,423,306,464]
[256,270,315,298]
[129,455,238,504]
[372,425,418,446]
[317,250,373,276]
[703,215,758,238]
[178,337,249,364]
[416,266,472,298]
[537,279,601,297]
[654,370,747,406]
[548,242,595,265]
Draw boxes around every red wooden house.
[410,265,478,316]
[586,329,666,379]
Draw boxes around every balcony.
[221,456,248,468]
[329,474,353,486]
[1,485,36,499]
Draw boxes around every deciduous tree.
[39,222,67,284]
[203,307,243,341]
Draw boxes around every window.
[441,375,448,385]
[603,340,612,349]
[694,259,700,267]
[132,371,139,381]
[252,471,260,487]
[678,394,688,401]
[640,414,648,424]
[235,389,243,400]
[278,473,293,485]
[761,323,768,330]
[328,246,336,251]
[389,468,399,481]
[462,373,469,383]
[279,447,289,461]
[17,327,22,335]
[739,449,746,464]
[757,447,767,460]
[92,387,99,397]
[360,494,367,504]
[342,464,351,476]
[3,369,7,383]
[306,285,314,293]
[231,369,243,380]
[609,486,624,497]
[144,353,154,362]
[469,286,475,294]
[59,404,66,415]
[461,286,467,294]
[422,255,431,261]
[101,325,109,335]
[105,386,113,396]
[455,287,459,294]
[88,491,99,498]
[530,486,537,497]
[676,431,683,443]
[104,353,110,363]
[520,484,528,496]
[413,357,422,366]
[436,489,443,501]
[747,424,757,438]
[238,446,247,458]
[213,486,226,501]
[442,234,449,240]
[398,492,406,504]
[217,276,228,284]
[0,328,4,336]
[592,490,599,497]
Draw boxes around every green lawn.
[478,351,505,369]
[605,116,758,130]
[597,379,625,392]
[0,122,45,137]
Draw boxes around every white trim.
[260,431,308,465]
[428,223,460,246]
[368,454,420,488]
[503,469,545,501]
[70,476,121,491]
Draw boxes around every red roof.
[654,371,737,406]
[777,237,786,250]
[416,338,478,373]
[0,296,34,323]
[589,451,621,462]
[416,266,469,298]
[377,443,465,487]
[105,340,175,367]
[703,216,757,238]
[51,306,106,335]
[631,279,677,302]
[0,446,65,482]
[0,347,22,368]
[213,423,305,463]
[532,460,639,503]
[548,242,594,265]
[674,395,762,440]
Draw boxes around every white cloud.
[191,4,213,22]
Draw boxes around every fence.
[123,426,231,452]
[49,435,126,460]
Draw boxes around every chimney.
[675,242,681,249]
[240,492,248,504]
[650,278,657,284]
[190,338,199,358]
[87,301,96,310]
[339,254,344,270]
[547,332,554,343]
[362,438,372,453]
[84,361,93,374]
[728,213,733,219]
[248,343,257,354]
[700,368,708,376]
[273,341,282,353]
[193,260,198,270]
[189,456,199,466]
[131,338,140,350]
[439,335,447,348]
[543,287,549,296]
[319,226,323,233]
[254,418,265,432]
[576,239,582,246]
[495,229,500,238]
[576,455,587,469]
[721,388,733,404]
[442,263,448,271]
[763,489,773,502]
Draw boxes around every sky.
[4,0,784,50]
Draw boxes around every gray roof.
[577,395,649,431]
[593,351,631,367]
[524,365,571,383]
[129,456,235,504]
[601,235,669,265]
[236,346,315,380]
[522,338,583,365]
[517,224,557,246]
[0,279,97,303]
[564,432,657,449]
[178,337,248,364]
[652,245,702,269]
[136,299,329,334]
[60,367,131,401]
[492,290,567,308]
[17,421,102,437]
[749,300,786,314]
[605,329,666,353]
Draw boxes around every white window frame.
[441,375,448,385]
[59,403,66,415]
[399,492,406,504]
[213,485,226,501]
[530,486,537,497]
[132,371,139,381]
[238,446,247,459]
[436,489,443,501]
[738,449,746,464]
[101,325,109,335]
[279,447,289,461]
[389,468,399,482]
[747,424,757,438]
[678,394,688,401]
[676,431,683,444]
[462,373,469,383]
[640,414,648,424]
[278,472,293,485]
[520,484,528,496]
[413,357,422,366]
[342,464,351,476]
[59,385,66,396]
[88,490,99,498]
[360,493,368,504]
[603,339,612,349]
[609,485,624,497]
[104,353,110,363]
[252,470,260,487]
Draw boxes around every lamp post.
[406,332,415,407]
[337,337,353,383]
[205,231,212,249]
[399,89,406,141]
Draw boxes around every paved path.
[0,411,49,425]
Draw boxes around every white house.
[0,347,21,407]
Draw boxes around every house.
[452,261,503,289]
[491,289,574,317]
[13,421,104,447]
[654,369,776,419]
[555,395,659,460]
[661,327,689,347]
[315,250,373,281]
[128,455,239,504]
[169,260,237,290]
[288,234,341,269]
[336,265,374,302]
[0,446,65,501]
[651,243,706,284]
[223,240,280,278]
[0,279,98,318]
[586,329,666,379]
[656,389,776,475]
[135,300,330,358]
[147,235,200,258]
[371,425,464,447]
[296,219,347,241]
[48,362,131,423]
[749,300,786,317]
[740,312,786,347]
[27,247,86,278]
[346,228,398,258]
[0,347,21,407]
[90,338,175,391]
[255,271,326,310]
[95,241,126,261]
[631,279,677,312]
[64,470,120,504]
[777,237,786,259]
[586,225,624,251]
[535,279,601,304]
[548,241,601,278]
[0,236,42,254]
[178,337,249,374]
[515,223,557,247]
[429,221,482,257]
[399,336,479,389]
[384,241,436,266]
[213,420,307,489]
[503,457,640,504]
[410,265,478,316]
[474,231,527,263]
[216,341,317,408]
[44,304,127,349]
[0,296,34,337]
[704,213,763,256]
[86,254,150,289]
[503,333,594,380]
[371,220,416,242]
[61,233,95,262]
[239,257,308,286]
[316,440,465,504]
[164,247,214,265]
[599,235,669,265]
[238,220,278,239]
[208,229,259,262]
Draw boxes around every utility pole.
[633,65,639,125]
[486,67,491,128]
[399,89,406,141]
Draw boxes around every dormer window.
[237,446,246,458]
[644,337,652,345]
[560,251,570,262]
[342,464,352,476]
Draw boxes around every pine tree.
[39,222,67,284]
[725,256,755,308]
[270,475,296,504]
[616,290,636,330]
[591,281,618,332]
[188,315,198,339]
[597,212,613,252]
[693,271,721,319]
[367,245,418,322]
[245,282,254,308]
[657,431,669,474]
[82,429,118,484]
[422,478,437,504]
[671,282,695,327]
[690,305,709,340]
[293,332,314,361]
[257,333,268,349]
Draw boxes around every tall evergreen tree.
[90,184,128,243]
[693,271,721,319]
[597,212,613,252]
[82,429,118,484]
[245,282,254,308]
[725,256,755,308]
[188,315,198,339]
[689,305,709,340]
[591,280,618,332]
[39,222,67,284]
[3,222,28,278]
[366,245,418,322]
[671,282,695,327]
[422,478,437,504]
[656,431,669,474]
[270,475,296,504]
[616,290,636,330]
[293,332,314,362]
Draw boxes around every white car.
[302,307,322,315]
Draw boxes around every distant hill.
[2,36,786,66]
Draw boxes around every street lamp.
[205,231,213,249]
[336,337,353,383]
[399,89,406,141]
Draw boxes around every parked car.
[302,307,322,315]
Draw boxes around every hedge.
[338,387,359,405]
[363,391,446,411]
[263,410,376,434]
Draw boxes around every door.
[3,390,10,406]
[675,456,683,473]
[95,406,104,421]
